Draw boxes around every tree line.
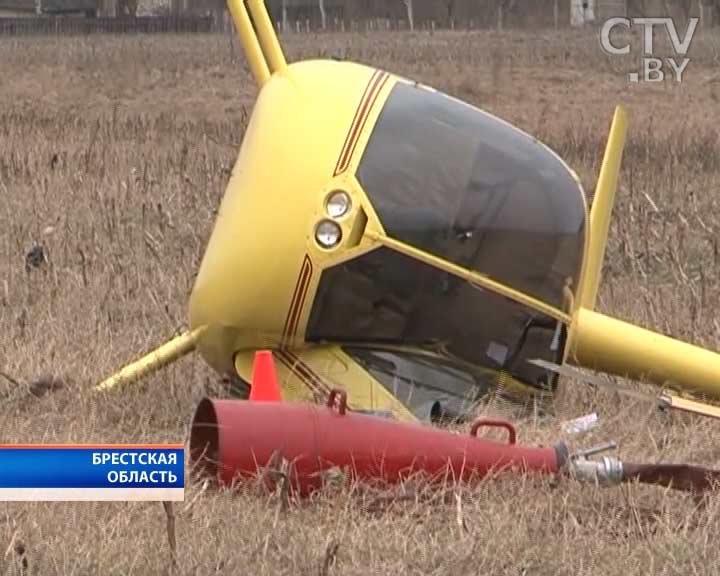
[265,0,561,30]
[259,0,720,30]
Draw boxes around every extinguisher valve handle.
[571,441,617,460]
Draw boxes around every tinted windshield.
[356,82,586,308]
[306,247,563,392]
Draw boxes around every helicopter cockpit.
[305,80,588,420]
[188,63,589,423]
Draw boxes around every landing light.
[326,190,351,219]
[315,220,342,249]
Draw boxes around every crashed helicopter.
[95,0,720,495]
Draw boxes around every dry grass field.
[2,28,720,575]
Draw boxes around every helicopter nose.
[188,61,389,374]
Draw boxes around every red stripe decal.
[284,350,333,396]
[333,69,380,176]
[335,71,387,174]
[276,349,324,399]
[278,349,355,412]
[333,70,389,176]
[335,71,383,173]
[281,254,313,347]
[342,72,389,175]
[281,260,306,344]
[286,255,313,346]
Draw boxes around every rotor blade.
[527,358,651,401]
[530,358,720,422]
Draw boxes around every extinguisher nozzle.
[553,441,570,470]
[189,397,221,482]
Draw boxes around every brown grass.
[2,28,720,574]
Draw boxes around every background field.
[2,29,720,575]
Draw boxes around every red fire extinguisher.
[190,389,566,496]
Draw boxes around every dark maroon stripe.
[281,258,308,345]
[334,70,384,176]
[335,70,379,176]
[343,72,389,173]
[286,256,313,345]
[284,350,333,396]
[275,349,323,397]
[334,69,380,176]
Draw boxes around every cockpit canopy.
[308,81,587,407]
[357,81,587,309]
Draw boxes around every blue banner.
[0,445,184,489]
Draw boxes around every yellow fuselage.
[188,61,560,420]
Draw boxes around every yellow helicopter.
[96,0,720,424]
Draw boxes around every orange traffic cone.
[249,350,283,402]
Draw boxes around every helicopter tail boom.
[568,307,720,399]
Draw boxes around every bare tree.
[403,0,414,30]
[319,0,326,28]
[497,0,519,30]
[117,0,138,17]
